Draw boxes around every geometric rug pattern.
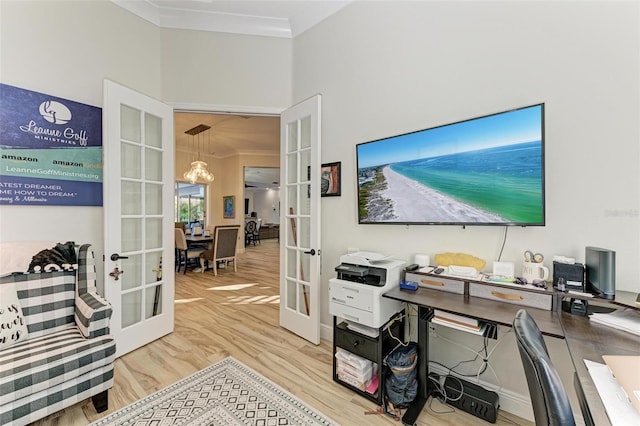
[90,357,338,426]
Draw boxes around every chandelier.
[183,124,215,184]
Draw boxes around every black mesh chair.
[513,309,576,426]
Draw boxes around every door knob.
[110,253,129,261]
[304,249,316,255]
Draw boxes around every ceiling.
[176,112,281,188]
[175,112,279,158]
[111,0,351,38]
[244,166,280,189]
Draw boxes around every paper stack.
[584,359,640,425]
[432,310,486,335]
[589,310,640,337]
[345,320,379,338]
[335,348,378,393]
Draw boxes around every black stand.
[401,306,432,426]
[332,311,405,406]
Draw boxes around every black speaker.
[585,246,615,299]
[553,262,585,291]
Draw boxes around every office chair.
[513,309,576,426]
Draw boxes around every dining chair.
[253,219,262,244]
[174,227,205,274]
[245,220,257,246]
[200,225,240,276]
[513,309,576,426]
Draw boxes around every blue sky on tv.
[357,104,543,169]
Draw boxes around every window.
[175,182,206,226]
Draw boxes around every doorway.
[174,112,280,228]
[172,100,322,345]
[244,166,281,245]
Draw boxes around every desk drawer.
[335,324,378,361]
[469,283,553,310]
[406,273,464,294]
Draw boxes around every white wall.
[160,28,292,109]
[0,0,163,286]
[295,0,640,320]
[293,1,639,420]
[246,188,281,224]
[239,155,281,242]
[1,1,290,282]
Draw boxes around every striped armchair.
[0,244,116,426]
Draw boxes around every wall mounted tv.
[357,103,545,226]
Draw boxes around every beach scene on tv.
[357,105,544,225]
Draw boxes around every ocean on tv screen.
[358,141,544,225]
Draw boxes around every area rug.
[90,357,337,426]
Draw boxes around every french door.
[103,80,175,358]
[279,95,322,345]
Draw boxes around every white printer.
[329,251,405,329]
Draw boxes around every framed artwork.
[321,162,341,197]
[223,195,235,218]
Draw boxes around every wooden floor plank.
[31,239,532,426]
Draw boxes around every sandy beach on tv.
[376,166,507,223]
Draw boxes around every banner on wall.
[0,83,103,206]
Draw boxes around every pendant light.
[183,124,214,184]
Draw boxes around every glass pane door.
[103,79,175,358]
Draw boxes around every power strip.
[443,376,499,423]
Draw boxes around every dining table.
[185,234,213,248]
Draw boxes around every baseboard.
[320,322,332,342]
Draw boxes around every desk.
[385,286,563,338]
[383,275,640,426]
[561,305,640,426]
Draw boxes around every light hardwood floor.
[33,239,532,426]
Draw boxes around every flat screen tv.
[357,104,545,226]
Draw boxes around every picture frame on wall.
[321,162,341,197]
[223,195,235,218]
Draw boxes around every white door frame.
[172,102,326,345]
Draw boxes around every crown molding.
[111,0,351,38]
[170,102,285,116]
[111,0,162,26]
[159,6,291,38]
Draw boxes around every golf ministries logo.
[39,100,72,124]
